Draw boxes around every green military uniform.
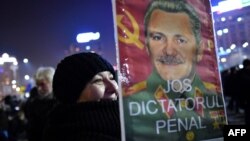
[123,69,226,141]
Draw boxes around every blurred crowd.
[0,94,27,141]
[0,66,56,141]
[221,59,250,125]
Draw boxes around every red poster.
[113,0,227,140]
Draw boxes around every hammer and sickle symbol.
[207,39,214,51]
[117,9,144,49]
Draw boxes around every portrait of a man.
[120,0,227,140]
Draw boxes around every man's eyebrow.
[175,34,185,38]
[148,31,164,36]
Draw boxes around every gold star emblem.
[186,131,195,141]
[155,86,165,98]
[213,120,220,129]
[180,99,187,108]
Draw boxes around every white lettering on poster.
[156,116,206,134]
[129,95,223,116]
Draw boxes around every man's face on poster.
[147,9,198,81]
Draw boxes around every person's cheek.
[93,85,105,99]
[100,87,106,99]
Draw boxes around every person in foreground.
[43,52,121,141]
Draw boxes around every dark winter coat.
[43,100,121,141]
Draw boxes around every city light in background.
[0,52,36,97]
[0,53,18,65]
[23,58,29,64]
[75,32,101,53]
[212,0,250,71]
[0,53,19,95]
[76,32,100,43]
[212,0,250,13]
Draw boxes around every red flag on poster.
[113,0,227,140]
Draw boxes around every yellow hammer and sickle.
[117,10,144,49]
[207,39,214,51]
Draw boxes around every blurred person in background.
[23,66,57,141]
[43,52,121,141]
[0,95,8,141]
[237,59,250,124]
[0,108,8,141]
[4,95,26,141]
[224,67,239,113]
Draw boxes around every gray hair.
[35,66,55,83]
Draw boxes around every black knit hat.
[53,52,116,104]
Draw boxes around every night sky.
[0,0,116,76]
[0,0,221,78]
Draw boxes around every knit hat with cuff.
[53,52,116,104]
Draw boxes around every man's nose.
[37,86,42,90]
[163,40,177,56]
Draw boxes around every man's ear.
[145,40,150,55]
[146,46,150,55]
